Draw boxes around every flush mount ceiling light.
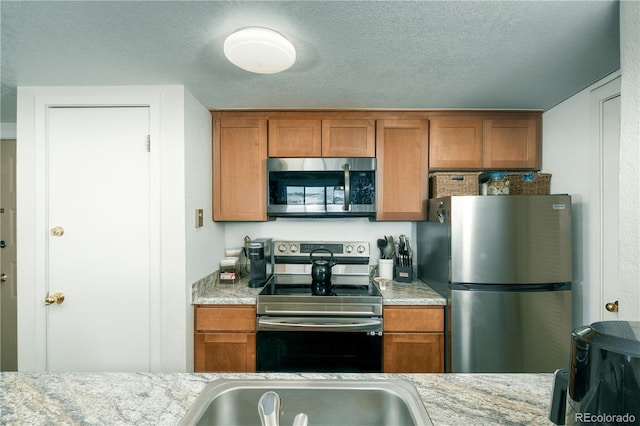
[224,27,296,74]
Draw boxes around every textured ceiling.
[0,1,620,123]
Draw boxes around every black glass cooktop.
[259,274,382,297]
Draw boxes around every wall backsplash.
[223,218,416,263]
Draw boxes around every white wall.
[224,219,415,265]
[183,89,224,371]
[543,1,640,326]
[618,0,640,320]
[542,72,620,326]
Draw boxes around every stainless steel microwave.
[267,158,376,218]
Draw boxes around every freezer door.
[451,286,572,373]
[450,195,572,284]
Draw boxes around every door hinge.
[146,135,151,152]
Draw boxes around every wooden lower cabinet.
[194,305,256,372]
[383,306,444,373]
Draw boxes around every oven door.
[256,317,383,373]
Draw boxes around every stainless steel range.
[256,240,383,373]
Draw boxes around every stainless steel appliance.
[550,321,640,425]
[417,195,573,373]
[256,240,383,372]
[267,158,376,218]
[247,238,273,288]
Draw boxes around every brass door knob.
[50,226,64,237]
[0,273,7,282]
[45,292,65,305]
[605,300,619,313]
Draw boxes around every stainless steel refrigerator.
[417,195,573,373]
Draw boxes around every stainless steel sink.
[180,379,433,426]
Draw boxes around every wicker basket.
[507,172,551,195]
[429,172,480,198]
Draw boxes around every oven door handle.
[257,317,382,332]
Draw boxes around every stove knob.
[345,245,353,254]
[290,244,298,253]
[278,244,287,253]
[357,245,366,254]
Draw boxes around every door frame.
[0,139,17,371]
[589,76,621,321]
[25,95,162,370]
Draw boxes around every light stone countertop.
[192,272,446,306]
[0,372,554,425]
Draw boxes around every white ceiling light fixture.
[224,27,296,74]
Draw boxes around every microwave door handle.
[343,163,350,211]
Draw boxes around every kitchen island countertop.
[1,372,553,425]
[192,272,446,305]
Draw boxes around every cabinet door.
[213,117,267,221]
[268,119,321,157]
[322,119,375,157]
[484,119,540,169]
[194,332,256,372]
[384,333,444,373]
[429,118,483,169]
[376,120,429,221]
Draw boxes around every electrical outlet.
[195,209,204,228]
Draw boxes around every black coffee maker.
[247,238,273,288]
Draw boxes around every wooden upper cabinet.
[376,119,429,221]
[429,118,483,169]
[213,115,267,221]
[268,119,321,157]
[484,119,540,169]
[322,119,375,157]
[428,115,541,170]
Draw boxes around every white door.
[46,107,151,371]
[590,76,621,320]
[601,94,621,319]
[1,140,18,371]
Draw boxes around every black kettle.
[310,248,336,284]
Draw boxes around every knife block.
[394,266,413,282]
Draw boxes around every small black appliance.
[247,238,273,288]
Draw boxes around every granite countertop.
[0,372,553,425]
[192,272,446,306]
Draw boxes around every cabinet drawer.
[195,305,256,332]
[383,306,444,332]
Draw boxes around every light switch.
[195,209,204,228]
